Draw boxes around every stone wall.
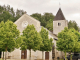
[53,20,68,35]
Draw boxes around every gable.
[14,14,40,33]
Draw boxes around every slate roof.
[54,8,66,21]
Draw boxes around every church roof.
[54,8,66,21]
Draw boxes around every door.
[21,50,27,59]
[45,52,49,60]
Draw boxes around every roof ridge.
[14,14,40,23]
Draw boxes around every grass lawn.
[59,59,64,60]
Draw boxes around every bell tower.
[53,8,68,35]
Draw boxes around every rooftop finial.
[24,11,27,14]
[59,2,61,8]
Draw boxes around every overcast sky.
[0,0,80,27]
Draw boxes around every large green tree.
[56,27,79,60]
[42,13,54,21]
[0,20,20,60]
[31,13,55,31]
[68,20,79,31]
[16,35,27,50]
[0,11,13,22]
[40,27,53,60]
[22,24,42,60]
[46,19,53,31]
[30,13,42,21]
[69,28,80,53]
[0,5,26,22]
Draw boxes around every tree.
[69,28,80,53]
[30,13,55,31]
[46,19,53,31]
[0,5,26,22]
[22,25,42,60]
[30,13,42,21]
[16,35,27,50]
[39,27,53,60]
[41,13,54,27]
[0,20,20,60]
[14,9,25,22]
[56,27,79,60]
[68,20,79,31]
[42,13,54,21]
[0,11,13,22]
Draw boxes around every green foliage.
[0,5,26,22]
[39,27,53,60]
[31,13,55,31]
[48,38,53,51]
[42,13,54,21]
[68,20,79,31]
[57,27,79,52]
[16,35,27,50]
[22,24,42,51]
[69,28,80,42]
[0,20,20,51]
[46,19,53,31]
[21,24,42,60]
[0,11,12,22]
[40,27,53,51]
[0,20,20,60]
[30,13,42,21]
[57,27,80,60]
[68,29,80,52]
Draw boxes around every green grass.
[0,59,2,60]
[59,59,64,60]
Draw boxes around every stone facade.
[53,20,68,35]
[14,14,40,33]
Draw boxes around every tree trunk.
[42,51,44,60]
[0,51,1,58]
[29,49,31,60]
[65,52,67,60]
[3,51,4,60]
[5,47,7,60]
[61,51,63,58]
[70,52,72,60]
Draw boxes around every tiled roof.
[54,8,66,21]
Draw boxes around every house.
[1,8,68,60]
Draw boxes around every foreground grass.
[0,59,2,60]
[59,59,64,60]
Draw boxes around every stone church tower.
[53,8,68,35]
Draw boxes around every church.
[1,8,68,60]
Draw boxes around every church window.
[58,23,61,26]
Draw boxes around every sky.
[0,0,80,27]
